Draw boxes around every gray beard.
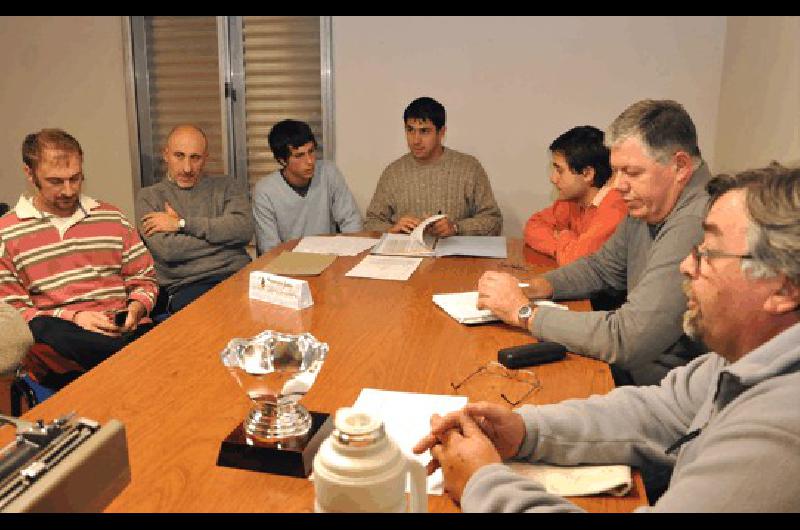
[683,307,701,342]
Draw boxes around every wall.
[0,16,135,219]
[333,16,727,237]
[5,16,768,238]
[714,16,800,173]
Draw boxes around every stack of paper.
[346,255,423,281]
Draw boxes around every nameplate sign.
[248,272,313,310]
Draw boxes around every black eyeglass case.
[498,342,567,369]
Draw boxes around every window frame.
[123,15,334,191]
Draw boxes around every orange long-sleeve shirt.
[524,187,627,266]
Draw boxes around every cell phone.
[497,341,567,369]
[114,310,129,327]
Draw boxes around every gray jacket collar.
[715,322,800,410]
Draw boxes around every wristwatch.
[517,304,534,330]
[178,218,186,231]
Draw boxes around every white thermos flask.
[313,407,428,512]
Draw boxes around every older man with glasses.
[416,163,800,512]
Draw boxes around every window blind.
[144,16,226,178]
[241,16,324,188]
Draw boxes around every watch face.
[518,305,533,318]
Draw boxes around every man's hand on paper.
[477,271,531,327]
[427,216,457,238]
[389,216,421,234]
[414,402,525,471]
[477,272,555,328]
[414,411,502,504]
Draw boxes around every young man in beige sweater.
[364,97,502,237]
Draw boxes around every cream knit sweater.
[364,147,502,235]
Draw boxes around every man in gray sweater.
[137,125,253,314]
[252,119,362,255]
[479,100,708,386]
[416,164,800,512]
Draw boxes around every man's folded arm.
[136,194,220,263]
[182,184,254,246]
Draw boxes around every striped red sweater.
[0,195,158,323]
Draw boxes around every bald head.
[162,124,209,188]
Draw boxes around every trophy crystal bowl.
[221,331,328,447]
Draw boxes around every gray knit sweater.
[533,163,712,385]
[136,176,253,293]
[364,147,502,235]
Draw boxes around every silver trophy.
[220,331,328,448]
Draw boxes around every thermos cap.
[333,408,385,446]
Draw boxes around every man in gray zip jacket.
[478,100,708,385]
[137,125,254,314]
[415,164,800,512]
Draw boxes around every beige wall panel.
[0,16,135,220]
[332,16,726,237]
[715,16,800,173]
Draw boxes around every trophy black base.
[216,411,333,478]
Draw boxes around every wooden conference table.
[13,237,647,512]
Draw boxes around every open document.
[370,215,445,257]
[371,214,507,258]
[433,291,569,324]
[352,388,468,495]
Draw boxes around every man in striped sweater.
[0,129,158,387]
[364,96,502,237]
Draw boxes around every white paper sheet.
[507,463,632,497]
[352,388,468,495]
[292,236,380,256]
[345,255,423,281]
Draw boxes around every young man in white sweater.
[252,119,362,255]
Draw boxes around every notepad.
[432,291,569,324]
